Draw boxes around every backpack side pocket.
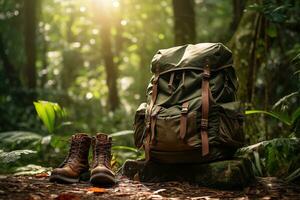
[218,108,245,149]
[133,103,148,148]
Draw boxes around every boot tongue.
[95,133,110,142]
[72,133,89,141]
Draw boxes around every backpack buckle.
[203,71,210,79]
[201,119,208,130]
[181,102,189,114]
[152,75,159,84]
[181,107,188,114]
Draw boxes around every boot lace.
[59,138,84,167]
[93,142,112,168]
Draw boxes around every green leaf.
[109,130,134,137]
[253,151,263,176]
[291,107,300,124]
[285,168,300,182]
[34,101,56,133]
[266,24,277,38]
[294,69,300,75]
[0,149,37,164]
[112,145,138,153]
[0,131,42,150]
[13,164,51,176]
[245,110,291,126]
[33,100,67,134]
[272,92,298,110]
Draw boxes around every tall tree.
[24,0,37,89]
[230,0,246,34]
[0,33,19,87]
[172,0,196,45]
[61,13,82,91]
[96,1,120,111]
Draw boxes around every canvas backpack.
[134,43,245,163]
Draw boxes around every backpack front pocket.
[151,109,200,151]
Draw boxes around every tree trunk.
[61,15,82,91]
[0,33,20,87]
[228,0,258,104]
[172,0,196,46]
[229,0,246,34]
[97,1,120,111]
[24,0,37,89]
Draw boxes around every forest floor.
[0,175,300,200]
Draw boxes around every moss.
[123,158,255,190]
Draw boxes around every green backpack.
[134,43,245,163]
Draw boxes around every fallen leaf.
[85,187,107,193]
[55,193,80,200]
[153,189,166,194]
[28,194,41,200]
[171,187,184,192]
[133,173,140,182]
[35,173,49,178]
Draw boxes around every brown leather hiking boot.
[90,133,116,186]
[50,133,91,183]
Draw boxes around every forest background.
[0,0,299,181]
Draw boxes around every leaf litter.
[0,175,299,199]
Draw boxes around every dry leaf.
[153,189,166,194]
[133,173,140,182]
[85,187,107,193]
[35,173,49,178]
[55,193,80,200]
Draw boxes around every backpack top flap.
[151,43,232,74]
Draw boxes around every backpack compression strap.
[201,61,210,156]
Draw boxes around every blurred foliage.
[0,0,299,179]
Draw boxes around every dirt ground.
[0,175,299,200]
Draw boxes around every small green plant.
[236,138,300,182]
[108,130,143,167]
[245,92,300,136]
[33,100,69,134]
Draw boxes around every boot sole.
[90,173,116,186]
[49,174,79,183]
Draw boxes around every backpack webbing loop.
[201,60,210,156]
[179,102,189,139]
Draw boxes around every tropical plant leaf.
[253,151,263,176]
[236,138,300,178]
[291,106,300,124]
[109,130,134,137]
[272,92,298,110]
[292,53,300,64]
[0,131,42,150]
[284,168,300,182]
[0,149,37,164]
[34,101,56,133]
[112,145,138,153]
[245,110,291,126]
[33,100,68,134]
[294,69,300,75]
[13,164,51,176]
